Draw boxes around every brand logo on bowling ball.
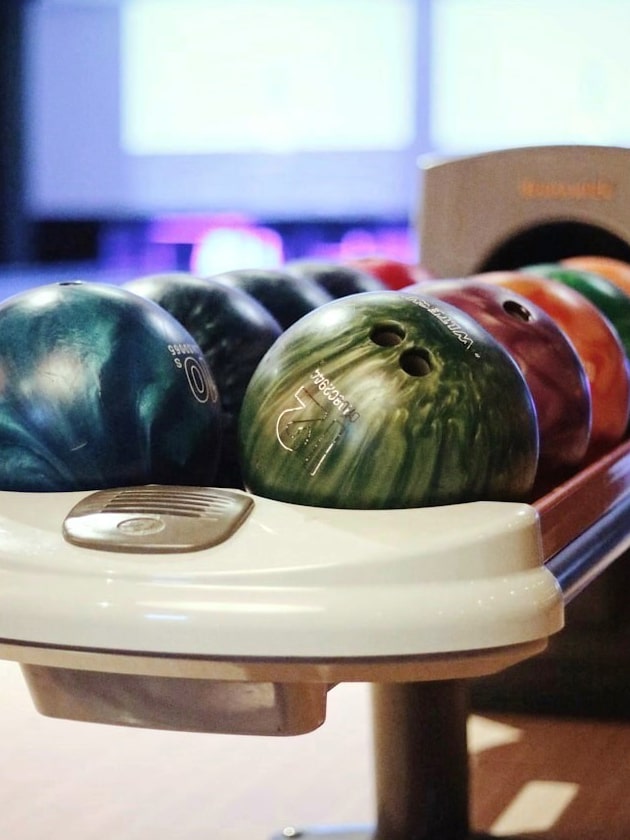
[410,297,478,354]
[168,342,218,405]
[309,368,360,419]
[274,370,361,477]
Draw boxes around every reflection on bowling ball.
[209,268,332,329]
[0,281,222,492]
[124,271,282,488]
[523,263,630,359]
[239,291,538,509]
[419,279,592,480]
[283,259,387,297]
[478,271,630,462]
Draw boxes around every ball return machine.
[0,146,629,839]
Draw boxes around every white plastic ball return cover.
[0,486,562,734]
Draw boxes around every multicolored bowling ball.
[523,263,630,359]
[418,279,592,479]
[124,271,282,487]
[239,291,539,509]
[0,281,222,492]
[478,271,630,461]
[209,267,332,329]
[283,259,387,297]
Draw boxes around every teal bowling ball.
[238,291,539,509]
[0,281,223,491]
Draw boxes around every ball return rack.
[0,143,626,837]
[0,441,628,840]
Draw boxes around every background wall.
[0,1,30,264]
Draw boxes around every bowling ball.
[418,279,591,478]
[124,271,283,488]
[478,271,630,461]
[523,263,630,359]
[561,255,630,297]
[347,257,434,290]
[209,267,332,329]
[0,281,222,492]
[283,259,387,297]
[239,291,538,509]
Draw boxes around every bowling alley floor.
[470,712,630,839]
[0,660,630,840]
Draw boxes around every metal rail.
[536,438,630,564]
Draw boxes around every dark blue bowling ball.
[209,268,333,329]
[0,281,223,491]
[124,272,282,421]
[124,271,283,487]
[283,259,388,298]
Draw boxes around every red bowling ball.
[478,270,630,462]
[419,279,592,481]
[347,257,433,290]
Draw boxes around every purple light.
[189,220,284,276]
[308,226,417,264]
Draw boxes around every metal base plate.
[63,485,254,553]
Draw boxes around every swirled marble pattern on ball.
[0,281,222,491]
[238,291,539,509]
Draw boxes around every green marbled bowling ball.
[238,291,539,509]
[0,281,222,491]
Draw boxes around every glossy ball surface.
[420,279,592,477]
[478,271,630,460]
[0,281,222,491]
[523,263,630,359]
[209,268,332,329]
[561,255,630,297]
[347,257,434,290]
[239,291,538,509]
[283,259,387,297]
[125,272,282,486]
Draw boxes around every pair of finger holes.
[370,323,432,377]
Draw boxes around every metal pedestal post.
[372,680,470,840]
[274,679,471,840]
